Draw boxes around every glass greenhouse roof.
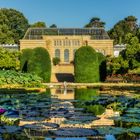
[23,28,110,40]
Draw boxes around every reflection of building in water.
[51,88,74,100]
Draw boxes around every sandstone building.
[20,28,113,82]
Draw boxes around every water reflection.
[0,87,140,139]
[51,88,74,100]
[46,138,89,140]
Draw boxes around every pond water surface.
[0,87,140,140]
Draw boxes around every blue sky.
[0,0,140,30]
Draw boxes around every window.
[63,40,66,46]
[72,40,75,46]
[66,40,69,46]
[54,40,57,46]
[59,40,62,46]
[69,40,71,46]
[77,40,80,46]
[64,49,69,62]
[55,49,60,58]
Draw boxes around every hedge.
[74,46,99,83]
[20,48,32,72]
[28,47,51,82]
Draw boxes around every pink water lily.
[0,108,6,115]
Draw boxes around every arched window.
[55,49,60,58]
[64,49,69,62]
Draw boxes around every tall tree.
[50,24,57,28]
[108,16,138,44]
[85,17,105,28]
[0,8,29,44]
[31,21,46,28]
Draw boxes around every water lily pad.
[96,126,126,135]
[129,127,140,133]
[50,128,98,137]
[4,126,22,133]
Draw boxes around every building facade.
[0,44,19,51]
[20,28,113,82]
[114,44,126,57]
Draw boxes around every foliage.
[85,17,105,28]
[108,16,138,44]
[74,46,99,83]
[0,70,42,87]
[53,57,60,65]
[0,48,20,70]
[28,47,51,82]
[107,34,140,75]
[31,21,46,28]
[0,115,19,125]
[0,8,29,44]
[107,56,129,75]
[125,35,140,70]
[20,48,32,72]
[50,24,57,28]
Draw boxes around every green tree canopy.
[108,16,138,44]
[74,46,99,83]
[106,56,129,75]
[125,36,140,69]
[31,21,46,28]
[107,33,140,75]
[85,17,105,28]
[50,24,57,28]
[0,8,29,44]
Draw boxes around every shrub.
[20,48,32,72]
[28,47,51,82]
[53,57,60,65]
[0,48,20,70]
[74,46,99,83]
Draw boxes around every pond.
[0,87,140,140]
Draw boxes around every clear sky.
[0,0,140,30]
